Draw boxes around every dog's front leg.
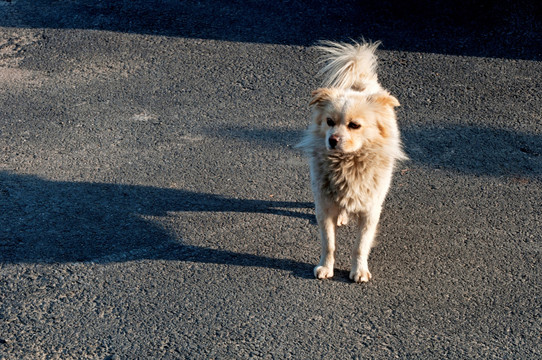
[350,208,380,282]
[314,203,339,279]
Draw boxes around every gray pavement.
[1,1,541,359]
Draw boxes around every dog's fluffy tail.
[316,40,381,92]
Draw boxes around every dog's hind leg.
[337,209,349,226]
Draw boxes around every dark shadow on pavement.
[0,171,314,279]
[403,125,542,178]
[213,124,542,178]
[1,125,539,272]
[1,0,540,60]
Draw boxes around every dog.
[298,40,406,282]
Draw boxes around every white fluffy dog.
[298,41,406,282]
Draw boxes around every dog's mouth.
[326,145,344,153]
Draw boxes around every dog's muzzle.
[328,135,340,149]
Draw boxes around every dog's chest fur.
[313,150,392,213]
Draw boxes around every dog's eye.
[348,122,361,129]
[326,118,335,127]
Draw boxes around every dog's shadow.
[0,171,315,279]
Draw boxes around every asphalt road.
[1,1,541,359]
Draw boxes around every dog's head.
[309,88,400,153]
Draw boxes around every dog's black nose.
[329,136,339,149]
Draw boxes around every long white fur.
[316,40,382,94]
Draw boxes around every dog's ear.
[376,120,390,139]
[369,92,399,140]
[310,88,333,107]
[369,92,400,107]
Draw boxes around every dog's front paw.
[349,269,372,283]
[314,265,334,279]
